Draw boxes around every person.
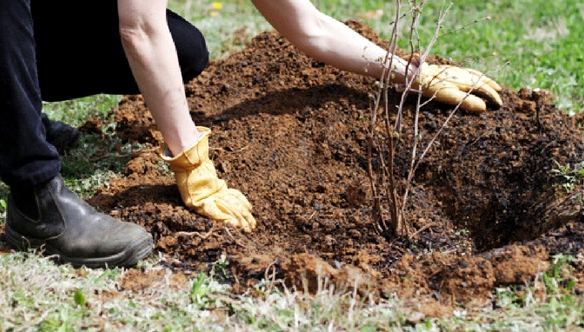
[1,0,501,268]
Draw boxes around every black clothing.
[32,2,209,101]
[0,0,209,187]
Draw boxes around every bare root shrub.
[367,0,461,238]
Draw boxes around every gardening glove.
[407,57,503,112]
[160,127,256,232]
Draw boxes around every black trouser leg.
[0,0,60,187]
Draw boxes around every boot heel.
[5,224,45,251]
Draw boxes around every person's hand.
[161,127,256,232]
[407,58,503,112]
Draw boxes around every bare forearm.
[118,0,201,155]
[120,27,186,116]
[251,0,413,84]
[295,13,410,83]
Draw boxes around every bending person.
[2,0,502,268]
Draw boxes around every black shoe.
[42,114,81,155]
[5,175,153,268]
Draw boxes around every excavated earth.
[44,21,584,317]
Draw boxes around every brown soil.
[82,21,583,317]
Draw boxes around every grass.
[1,0,583,330]
[0,249,583,331]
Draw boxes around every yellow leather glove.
[160,127,256,232]
[412,61,503,112]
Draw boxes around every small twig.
[439,16,493,38]
[408,222,438,241]
[307,211,318,221]
[210,145,250,153]
[207,293,243,306]
[90,147,158,163]
[175,225,216,240]
[223,226,247,248]
[263,261,279,293]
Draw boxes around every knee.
[179,27,209,83]
[169,12,210,83]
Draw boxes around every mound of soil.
[86,21,584,316]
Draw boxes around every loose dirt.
[82,21,583,317]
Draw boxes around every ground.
[33,21,584,317]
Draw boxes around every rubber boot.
[5,175,153,268]
[41,114,81,155]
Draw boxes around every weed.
[190,272,213,309]
[550,159,584,193]
[209,253,230,280]
[544,254,576,295]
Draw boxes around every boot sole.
[5,224,154,268]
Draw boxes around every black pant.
[0,0,209,187]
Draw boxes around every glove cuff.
[159,126,212,172]
[159,126,227,208]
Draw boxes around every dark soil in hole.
[79,20,583,317]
